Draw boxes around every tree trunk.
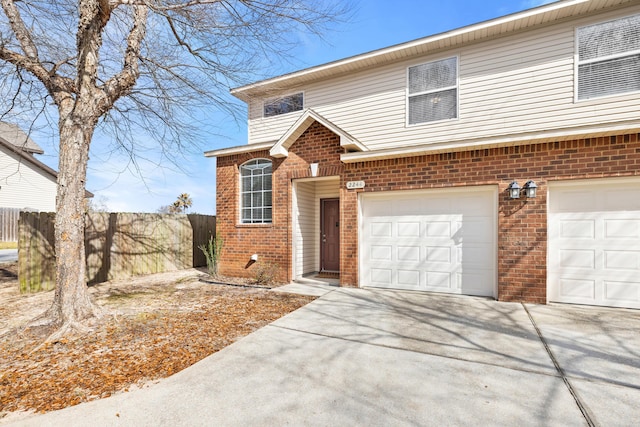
[46,113,100,328]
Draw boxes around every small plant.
[198,235,224,277]
[254,262,280,286]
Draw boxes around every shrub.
[254,262,280,286]
[198,235,223,277]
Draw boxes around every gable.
[269,109,366,158]
[0,138,58,181]
[0,122,44,154]
[287,121,344,166]
[0,144,57,211]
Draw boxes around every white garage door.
[548,179,640,309]
[360,187,496,297]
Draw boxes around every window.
[240,159,272,224]
[263,92,303,117]
[407,57,458,125]
[577,14,640,100]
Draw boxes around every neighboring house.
[205,0,640,309]
[0,122,58,212]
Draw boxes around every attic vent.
[577,14,640,100]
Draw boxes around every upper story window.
[240,159,272,224]
[577,14,640,100]
[407,57,458,125]
[263,92,304,117]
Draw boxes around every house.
[205,0,640,309]
[0,122,58,212]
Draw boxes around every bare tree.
[0,0,349,336]
[85,195,109,212]
[156,205,171,214]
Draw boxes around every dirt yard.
[0,262,314,421]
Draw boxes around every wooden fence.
[0,208,20,242]
[19,212,216,293]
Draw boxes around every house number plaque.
[346,181,365,189]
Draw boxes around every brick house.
[205,0,640,309]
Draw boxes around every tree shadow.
[19,212,216,291]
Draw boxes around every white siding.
[0,146,57,211]
[246,5,640,150]
[293,178,340,278]
[294,181,315,277]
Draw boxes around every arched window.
[240,159,272,224]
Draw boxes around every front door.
[321,199,340,272]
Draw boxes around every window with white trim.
[577,14,640,100]
[263,92,303,117]
[407,57,458,125]
[240,159,272,224]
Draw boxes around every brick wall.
[343,133,640,303]
[215,122,343,282]
[217,124,640,303]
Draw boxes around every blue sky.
[36,0,555,214]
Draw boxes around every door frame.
[320,198,340,272]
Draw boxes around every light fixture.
[309,162,319,177]
[523,180,538,198]
[507,181,521,199]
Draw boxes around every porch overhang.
[269,109,367,159]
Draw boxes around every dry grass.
[0,263,313,420]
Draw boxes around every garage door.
[548,179,640,309]
[360,187,496,297]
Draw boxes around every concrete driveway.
[0,249,17,264]
[7,288,640,426]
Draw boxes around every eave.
[340,120,640,163]
[204,141,274,158]
[204,110,368,159]
[231,0,635,102]
[0,138,94,198]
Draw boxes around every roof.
[0,136,59,182]
[204,109,368,158]
[269,109,367,158]
[0,122,44,154]
[231,0,636,102]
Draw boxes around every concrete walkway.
[6,288,640,426]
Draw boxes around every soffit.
[231,0,635,102]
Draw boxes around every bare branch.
[101,5,148,112]
[1,0,39,59]
[0,0,352,331]
[110,0,225,12]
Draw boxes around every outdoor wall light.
[507,181,521,199]
[508,180,537,199]
[309,162,319,177]
[523,180,538,198]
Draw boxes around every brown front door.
[321,199,340,272]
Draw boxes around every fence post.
[17,212,216,292]
[0,208,20,242]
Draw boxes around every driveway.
[0,249,17,264]
[7,288,640,426]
